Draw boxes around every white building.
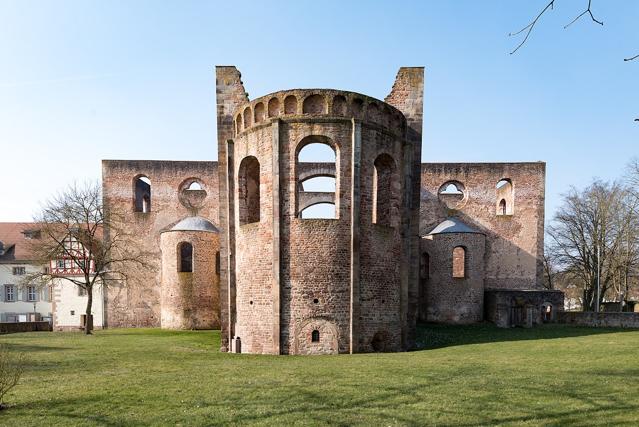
[0,223,105,330]
[0,223,52,322]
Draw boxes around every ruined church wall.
[102,160,219,327]
[420,162,545,290]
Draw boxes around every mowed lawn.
[2,325,639,426]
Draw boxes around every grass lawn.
[1,324,639,426]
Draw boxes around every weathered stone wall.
[558,311,639,328]
[160,229,220,329]
[102,160,219,327]
[225,76,420,354]
[420,162,546,290]
[420,233,486,324]
[485,289,564,328]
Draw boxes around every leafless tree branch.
[509,1,556,55]
[563,0,603,29]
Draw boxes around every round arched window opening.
[311,330,320,342]
[437,180,468,210]
[178,242,193,273]
[133,176,152,213]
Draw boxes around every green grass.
[1,324,639,426]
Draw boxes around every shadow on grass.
[415,322,639,350]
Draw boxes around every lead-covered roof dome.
[427,218,483,236]
[167,216,219,233]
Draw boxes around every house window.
[179,242,193,273]
[452,246,466,279]
[311,330,320,343]
[4,285,15,302]
[57,260,65,269]
[12,267,25,275]
[78,286,87,297]
[27,286,37,302]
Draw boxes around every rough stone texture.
[102,160,219,328]
[221,69,421,354]
[485,289,564,328]
[160,228,220,329]
[100,66,558,349]
[420,162,546,290]
[420,233,486,324]
[558,311,639,328]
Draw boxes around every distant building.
[0,223,105,330]
[0,223,52,322]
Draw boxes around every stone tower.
[159,216,220,329]
[215,66,424,354]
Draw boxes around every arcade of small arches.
[235,135,400,222]
[233,90,406,137]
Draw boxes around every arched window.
[179,242,193,273]
[499,199,507,215]
[297,137,338,219]
[452,246,466,278]
[496,179,514,215]
[134,176,151,213]
[311,330,320,342]
[238,156,260,225]
[300,203,336,219]
[373,153,396,226]
[421,252,430,279]
[186,181,202,191]
[440,182,463,195]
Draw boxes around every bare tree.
[26,182,151,334]
[0,345,25,410]
[542,242,558,290]
[510,1,637,120]
[510,1,635,59]
[547,180,637,311]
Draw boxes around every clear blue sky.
[0,0,637,221]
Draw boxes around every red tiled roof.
[0,222,40,262]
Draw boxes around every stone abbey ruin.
[101,66,562,355]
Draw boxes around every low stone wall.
[559,312,639,328]
[0,321,52,334]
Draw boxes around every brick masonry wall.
[230,86,413,354]
[558,311,639,328]
[160,229,220,329]
[421,233,486,324]
[102,160,219,327]
[420,162,546,290]
[485,289,564,327]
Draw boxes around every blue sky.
[0,0,637,221]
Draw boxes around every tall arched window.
[421,252,430,279]
[452,246,466,278]
[179,242,193,273]
[296,136,338,219]
[134,176,151,213]
[496,179,514,215]
[373,153,397,226]
[238,156,260,225]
